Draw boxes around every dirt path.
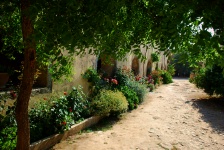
[52,78,224,150]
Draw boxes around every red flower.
[43,97,47,100]
[135,75,141,81]
[10,91,17,99]
[63,92,67,95]
[111,79,118,85]
[61,121,66,125]
[69,108,72,112]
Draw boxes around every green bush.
[119,86,139,110]
[29,86,90,143]
[66,86,90,121]
[151,70,162,85]
[29,96,75,143]
[82,68,101,84]
[115,67,134,86]
[160,71,173,84]
[126,80,148,103]
[192,65,224,96]
[82,68,110,96]
[147,83,155,92]
[167,64,175,76]
[91,90,128,116]
[0,126,17,150]
[0,93,17,150]
[151,53,160,62]
[29,100,56,143]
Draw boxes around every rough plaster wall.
[52,45,168,94]
[29,45,169,106]
[116,45,168,77]
[52,53,97,94]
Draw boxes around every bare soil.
[52,78,224,150]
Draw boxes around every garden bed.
[30,116,103,150]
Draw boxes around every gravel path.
[52,78,224,150]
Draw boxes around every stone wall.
[32,45,168,96]
[116,45,168,77]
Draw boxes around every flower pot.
[0,73,9,88]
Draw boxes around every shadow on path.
[83,116,120,132]
[191,97,224,133]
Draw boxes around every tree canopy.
[144,0,224,68]
[1,0,151,79]
[1,0,224,149]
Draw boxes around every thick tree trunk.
[16,0,36,149]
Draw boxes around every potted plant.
[0,65,13,88]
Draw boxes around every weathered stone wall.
[52,53,97,94]
[32,45,168,97]
[116,45,168,77]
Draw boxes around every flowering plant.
[111,78,118,85]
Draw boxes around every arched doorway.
[146,60,152,76]
[97,56,116,77]
[132,57,139,76]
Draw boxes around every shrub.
[29,96,75,143]
[126,80,148,103]
[0,93,17,150]
[0,126,17,150]
[82,68,109,96]
[151,52,160,62]
[192,65,224,96]
[151,70,162,85]
[91,90,128,116]
[160,71,173,84]
[119,86,139,110]
[29,86,90,143]
[66,86,90,121]
[147,83,155,92]
[167,64,175,76]
[115,67,134,86]
[82,68,101,84]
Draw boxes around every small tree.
[1,0,152,149]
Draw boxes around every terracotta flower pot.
[0,73,9,88]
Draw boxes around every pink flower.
[111,79,118,85]
[10,91,17,99]
[135,75,141,81]
[104,78,109,82]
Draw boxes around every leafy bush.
[91,90,128,116]
[66,86,90,121]
[29,86,90,143]
[192,65,224,96]
[147,83,155,92]
[126,80,148,103]
[29,96,76,143]
[151,52,160,62]
[82,68,110,96]
[0,126,17,150]
[114,67,147,104]
[115,67,134,86]
[151,70,162,85]
[82,68,101,84]
[0,93,17,150]
[160,71,173,84]
[167,64,175,76]
[119,86,139,110]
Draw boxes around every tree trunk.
[16,0,36,149]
